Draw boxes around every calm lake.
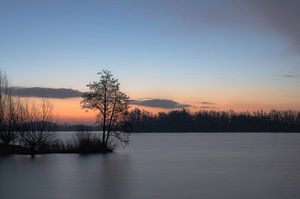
[1,133,300,199]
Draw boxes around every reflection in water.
[99,154,132,199]
[1,133,300,199]
[0,154,132,199]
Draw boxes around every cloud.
[9,88,193,109]
[247,0,300,52]
[130,99,191,109]
[10,87,84,98]
[194,101,217,109]
[278,74,299,79]
[141,0,255,32]
[199,101,215,105]
[198,106,216,109]
[149,0,300,54]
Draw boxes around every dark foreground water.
[1,133,300,199]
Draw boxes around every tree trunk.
[30,145,35,158]
[102,126,106,148]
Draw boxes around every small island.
[0,70,130,157]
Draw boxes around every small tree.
[81,70,130,151]
[18,99,57,157]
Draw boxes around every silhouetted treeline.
[54,123,98,131]
[127,109,300,132]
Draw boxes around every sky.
[0,0,300,122]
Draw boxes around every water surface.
[1,133,300,199]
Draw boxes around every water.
[1,133,300,199]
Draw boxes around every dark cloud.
[247,0,300,52]
[10,87,84,98]
[148,0,300,53]
[130,99,191,109]
[10,88,192,109]
[141,0,255,31]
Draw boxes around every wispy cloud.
[193,101,217,109]
[130,99,191,109]
[198,101,215,105]
[278,74,299,79]
[199,106,216,109]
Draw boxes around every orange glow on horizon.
[38,97,300,123]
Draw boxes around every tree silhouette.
[81,70,130,151]
[0,71,18,145]
[18,99,57,157]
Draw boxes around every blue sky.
[0,0,299,111]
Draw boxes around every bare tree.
[0,71,18,145]
[18,99,57,156]
[81,70,130,151]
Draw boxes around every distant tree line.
[126,108,300,132]
[54,123,98,131]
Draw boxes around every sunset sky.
[1,0,300,123]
